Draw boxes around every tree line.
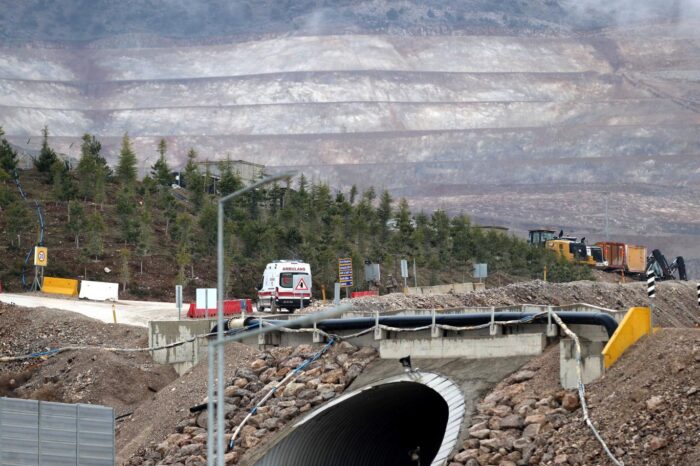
[0,127,591,298]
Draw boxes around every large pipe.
[245,311,618,337]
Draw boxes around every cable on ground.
[227,338,335,451]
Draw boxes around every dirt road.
[0,293,181,327]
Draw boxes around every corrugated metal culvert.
[253,372,464,466]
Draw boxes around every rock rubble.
[125,341,377,465]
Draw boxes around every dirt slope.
[0,302,177,416]
[447,328,700,466]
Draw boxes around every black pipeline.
[244,311,618,338]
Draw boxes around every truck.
[257,260,312,312]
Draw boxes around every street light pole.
[604,192,609,241]
[209,171,295,466]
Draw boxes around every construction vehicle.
[528,229,605,268]
[646,249,687,281]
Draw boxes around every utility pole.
[209,171,295,466]
[604,192,609,241]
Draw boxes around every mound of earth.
[122,341,378,466]
[0,302,177,416]
[447,328,700,466]
[313,280,700,328]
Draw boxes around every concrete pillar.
[559,339,605,389]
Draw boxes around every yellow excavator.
[528,229,606,268]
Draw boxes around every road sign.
[294,276,309,291]
[34,246,48,267]
[338,257,353,287]
[474,263,488,279]
[400,259,408,278]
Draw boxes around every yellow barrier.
[602,307,651,368]
[42,277,79,297]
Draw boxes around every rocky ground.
[446,328,700,466]
[306,280,700,328]
[0,302,177,415]
[123,341,377,466]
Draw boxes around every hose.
[228,338,335,451]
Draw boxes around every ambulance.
[257,260,312,312]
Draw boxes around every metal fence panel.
[0,398,114,466]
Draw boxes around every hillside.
[1,1,699,276]
[0,159,592,301]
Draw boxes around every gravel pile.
[306,280,700,328]
[447,328,700,466]
[0,303,177,415]
[124,341,377,466]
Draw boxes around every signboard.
[338,257,353,287]
[196,288,217,310]
[34,246,48,267]
[474,263,488,279]
[364,263,381,282]
[400,259,409,278]
[293,275,310,292]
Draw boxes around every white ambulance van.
[257,260,312,312]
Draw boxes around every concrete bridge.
[148,303,629,465]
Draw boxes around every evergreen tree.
[116,133,137,187]
[377,190,393,242]
[136,206,153,274]
[50,160,76,201]
[119,248,131,292]
[5,200,29,248]
[35,126,58,177]
[76,133,109,201]
[197,201,218,252]
[349,185,358,205]
[0,126,18,173]
[116,187,138,243]
[218,160,243,196]
[151,138,172,187]
[67,200,86,248]
[84,211,105,260]
[184,149,204,207]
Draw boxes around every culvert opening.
[254,381,451,466]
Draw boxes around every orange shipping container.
[625,245,647,273]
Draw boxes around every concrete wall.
[148,320,214,375]
[379,334,546,360]
[406,282,486,296]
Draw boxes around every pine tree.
[67,200,86,248]
[116,187,138,244]
[151,138,172,187]
[0,126,18,173]
[136,206,154,274]
[35,126,58,177]
[50,160,76,201]
[184,149,204,207]
[119,248,131,292]
[5,200,29,248]
[218,160,243,196]
[116,133,137,187]
[85,211,105,260]
[77,133,107,200]
[377,190,393,241]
